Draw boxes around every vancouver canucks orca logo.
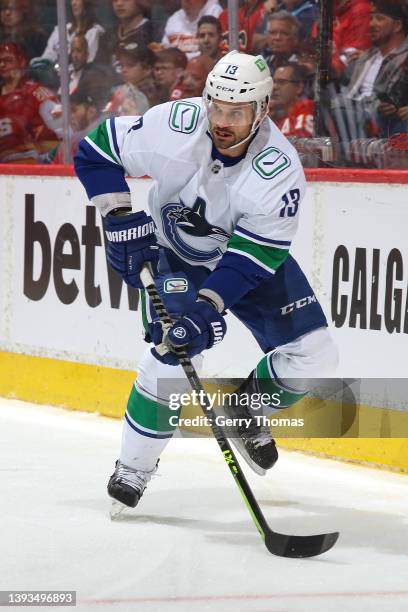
[161,197,230,263]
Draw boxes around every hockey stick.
[140,266,339,558]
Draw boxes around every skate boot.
[108,460,158,509]
[223,375,278,476]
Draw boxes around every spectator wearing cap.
[263,11,300,75]
[106,44,153,115]
[153,47,188,103]
[328,0,408,151]
[197,15,223,62]
[169,54,214,100]
[52,88,104,164]
[0,0,48,60]
[162,0,222,60]
[268,61,314,137]
[0,42,63,162]
[345,1,408,106]
[95,0,152,73]
[41,0,104,65]
[281,0,318,42]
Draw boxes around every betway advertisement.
[0,174,406,377]
[0,174,261,377]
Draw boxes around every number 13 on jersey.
[279,189,300,217]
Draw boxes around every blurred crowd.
[0,0,407,167]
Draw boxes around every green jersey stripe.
[86,121,119,165]
[228,233,289,273]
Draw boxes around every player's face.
[197,24,221,58]
[0,2,24,28]
[112,0,141,20]
[208,100,254,152]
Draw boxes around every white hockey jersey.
[76,98,306,281]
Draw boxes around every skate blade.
[229,437,267,477]
[110,501,128,520]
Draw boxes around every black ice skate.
[223,375,278,476]
[108,460,158,517]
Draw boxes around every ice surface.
[0,398,407,612]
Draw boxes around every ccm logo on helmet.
[105,221,155,242]
[216,85,235,92]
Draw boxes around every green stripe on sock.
[256,356,306,408]
[127,385,180,432]
[228,233,289,272]
[87,120,117,163]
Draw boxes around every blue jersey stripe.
[74,138,129,199]
[110,117,122,162]
[235,225,291,247]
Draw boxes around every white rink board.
[0,174,406,377]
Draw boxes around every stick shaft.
[140,265,270,540]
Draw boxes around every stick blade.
[265,530,339,558]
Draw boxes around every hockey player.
[74,50,338,509]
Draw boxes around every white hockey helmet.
[204,50,273,147]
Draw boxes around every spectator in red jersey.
[0,0,48,60]
[153,47,188,103]
[332,0,372,74]
[162,0,223,59]
[197,15,223,62]
[219,0,266,53]
[268,62,314,137]
[263,11,300,75]
[0,42,63,163]
[169,54,214,100]
[253,1,279,53]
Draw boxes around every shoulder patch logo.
[252,147,291,180]
[169,101,200,134]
